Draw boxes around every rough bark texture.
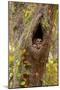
[26,15,51,87]
[23,5,53,87]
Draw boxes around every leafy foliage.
[43,58,58,86]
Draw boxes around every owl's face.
[32,38,42,49]
[35,38,42,44]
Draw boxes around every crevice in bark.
[32,23,44,44]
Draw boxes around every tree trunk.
[24,5,54,87]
